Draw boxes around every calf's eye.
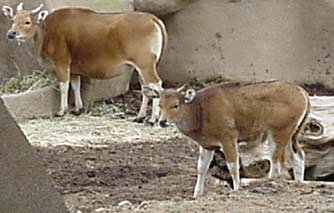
[25,21,31,25]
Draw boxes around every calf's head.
[143,86,197,127]
[2,3,48,44]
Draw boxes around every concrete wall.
[159,0,334,87]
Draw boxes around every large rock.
[0,97,68,212]
[44,0,133,12]
[158,0,334,87]
[133,0,196,16]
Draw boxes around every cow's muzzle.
[7,30,17,40]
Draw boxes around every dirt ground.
[18,88,334,213]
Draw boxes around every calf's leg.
[194,146,214,198]
[288,138,305,182]
[268,131,291,179]
[221,136,240,190]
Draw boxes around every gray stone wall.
[159,0,334,87]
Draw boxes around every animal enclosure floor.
[19,114,334,213]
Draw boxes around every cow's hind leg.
[134,94,149,123]
[56,80,69,117]
[133,59,162,124]
[134,78,149,123]
[70,75,84,115]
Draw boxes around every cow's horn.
[32,3,44,14]
[176,84,186,93]
[17,2,23,11]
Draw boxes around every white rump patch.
[151,21,164,62]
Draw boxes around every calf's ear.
[2,6,13,18]
[142,85,160,99]
[184,89,196,103]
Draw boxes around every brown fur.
[159,81,309,178]
[5,5,167,118]
[27,8,167,83]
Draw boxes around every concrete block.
[2,70,133,121]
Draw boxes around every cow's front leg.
[54,64,70,117]
[56,80,70,117]
[194,146,214,198]
[70,75,84,115]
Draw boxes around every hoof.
[193,192,203,199]
[144,120,155,127]
[71,108,85,116]
[144,117,158,126]
[133,116,145,123]
[55,111,66,117]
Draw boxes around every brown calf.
[2,3,167,122]
[144,81,309,197]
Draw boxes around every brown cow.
[144,81,309,197]
[2,3,167,123]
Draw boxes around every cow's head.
[2,3,48,45]
[143,85,197,127]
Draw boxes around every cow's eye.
[172,104,179,109]
[25,21,31,25]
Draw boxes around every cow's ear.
[184,88,196,103]
[142,85,160,99]
[36,10,48,23]
[2,6,13,18]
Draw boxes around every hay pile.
[0,70,56,95]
